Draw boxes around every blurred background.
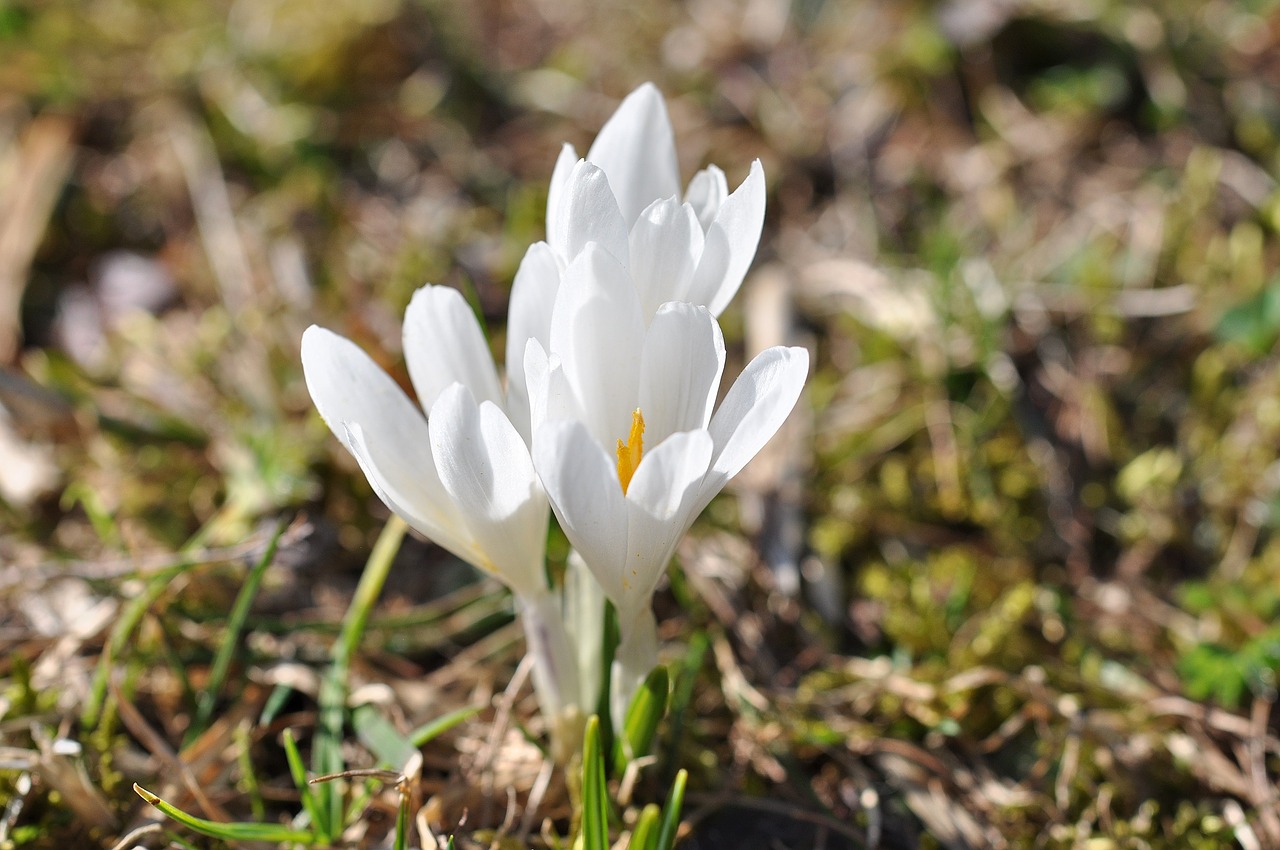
[3,0,1280,847]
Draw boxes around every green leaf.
[133,783,318,844]
[613,665,669,775]
[1215,279,1280,355]
[581,716,610,850]
[630,804,661,850]
[408,703,483,748]
[393,782,410,850]
[352,703,418,768]
[654,770,687,850]
[282,728,327,839]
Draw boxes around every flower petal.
[430,384,548,597]
[545,142,578,244]
[403,285,503,414]
[628,196,704,317]
[549,243,645,445]
[585,83,681,228]
[687,159,767,316]
[505,242,562,443]
[533,419,629,604]
[301,325,477,561]
[524,338,580,435]
[638,302,724,446]
[695,345,809,514]
[549,161,630,268]
[343,424,480,566]
[684,164,728,231]
[622,429,714,610]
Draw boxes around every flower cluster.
[302,84,808,759]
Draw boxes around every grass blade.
[408,703,483,747]
[314,514,408,837]
[191,520,284,740]
[613,665,668,775]
[630,804,661,850]
[581,716,609,850]
[654,769,687,850]
[282,728,326,837]
[133,783,317,844]
[393,781,410,850]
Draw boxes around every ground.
[2,1,1280,848]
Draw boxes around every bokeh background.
[3,0,1280,847]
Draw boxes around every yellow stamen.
[616,408,645,494]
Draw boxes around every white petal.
[429,384,548,597]
[403,285,503,414]
[523,339,581,436]
[623,429,714,607]
[638,303,724,446]
[301,326,476,561]
[505,242,561,442]
[628,197,704,317]
[550,161,630,268]
[545,142,578,246]
[684,164,728,231]
[533,420,629,605]
[549,243,645,445]
[344,423,480,567]
[685,225,730,311]
[523,338,550,434]
[695,345,809,514]
[585,83,681,228]
[688,160,767,316]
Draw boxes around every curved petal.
[523,339,581,436]
[533,419,629,605]
[403,285,503,414]
[628,196,704,317]
[523,338,549,434]
[687,160,767,316]
[301,325,476,561]
[545,142,578,244]
[622,429,714,610]
[549,161,629,268]
[344,424,479,566]
[638,303,724,446]
[549,243,645,445]
[430,384,548,597]
[505,242,562,442]
[585,83,681,228]
[694,345,809,514]
[684,164,728,231]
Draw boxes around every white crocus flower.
[537,83,757,312]
[504,84,767,439]
[527,243,809,723]
[302,284,585,758]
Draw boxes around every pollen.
[616,408,645,494]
